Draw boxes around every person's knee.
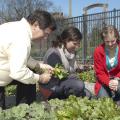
[69,80,85,97]
[74,80,85,91]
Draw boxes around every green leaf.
[53,64,69,80]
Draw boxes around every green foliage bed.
[0,96,120,120]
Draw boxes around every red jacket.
[94,42,120,95]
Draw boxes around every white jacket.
[0,18,39,86]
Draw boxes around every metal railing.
[32,9,120,64]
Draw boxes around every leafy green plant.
[53,64,69,80]
[79,70,95,83]
[5,85,16,96]
[34,63,69,80]
[54,96,120,120]
[1,96,120,120]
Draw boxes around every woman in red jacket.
[94,25,120,102]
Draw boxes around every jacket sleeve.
[8,40,39,84]
[116,72,120,78]
[27,56,40,70]
[94,48,110,86]
[45,52,62,67]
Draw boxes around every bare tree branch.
[0,0,55,23]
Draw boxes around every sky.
[50,0,120,17]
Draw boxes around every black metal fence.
[32,9,120,64]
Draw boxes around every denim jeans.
[97,85,120,101]
[49,74,92,99]
[0,87,5,109]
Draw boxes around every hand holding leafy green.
[34,63,68,80]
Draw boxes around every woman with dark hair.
[39,27,92,100]
[94,25,120,103]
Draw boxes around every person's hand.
[39,73,52,84]
[34,63,54,74]
[39,63,54,73]
[109,79,118,91]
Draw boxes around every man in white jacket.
[0,10,56,109]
